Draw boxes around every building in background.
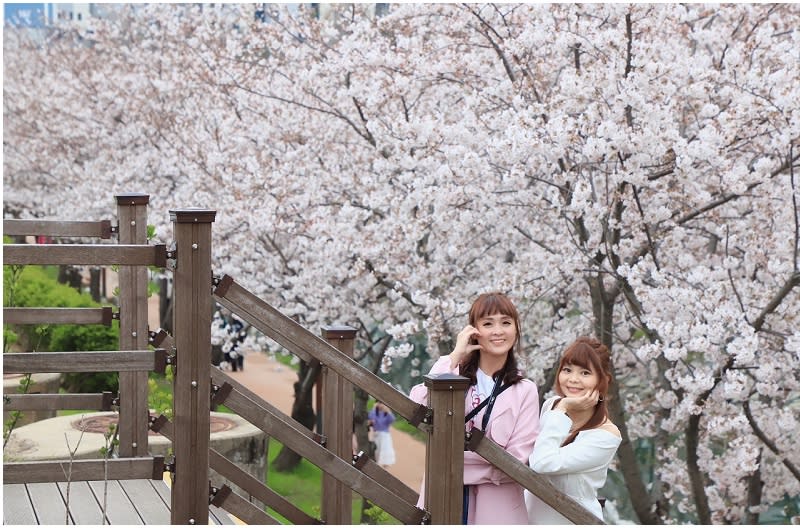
[4,3,95,27]
[5,3,390,30]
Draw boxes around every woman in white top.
[525,336,622,524]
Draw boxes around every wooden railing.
[3,194,165,484]
[211,273,605,524]
[3,193,604,525]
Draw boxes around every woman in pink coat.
[410,291,540,524]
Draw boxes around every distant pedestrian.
[368,401,396,467]
[228,315,247,371]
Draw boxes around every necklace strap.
[465,374,511,429]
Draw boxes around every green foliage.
[4,265,101,351]
[53,319,119,393]
[98,423,120,458]
[3,264,120,393]
[3,264,25,308]
[5,265,95,309]
[148,372,174,419]
[363,503,393,524]
[51,321,118,352]
[3,326,19,353]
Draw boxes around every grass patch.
[265,437,400,524]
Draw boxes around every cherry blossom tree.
[4,3,799,523]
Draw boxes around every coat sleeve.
[529,410,620,475]
[408,355,458,405]
[463,380,540,485]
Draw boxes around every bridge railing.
[4,193,603,525]
[211,273,604,524]
[3,194,165,484]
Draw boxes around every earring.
[598,396,604,402]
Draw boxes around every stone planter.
[4,411,268,506]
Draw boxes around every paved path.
[226,352,426,492]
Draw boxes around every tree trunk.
[745,450,763,524]
[89,267,102,302]
[272,359,321,472]
[686,414,712,524]
[159,277,172,333]
[588,275,662,524]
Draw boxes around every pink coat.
[409,355,540,524]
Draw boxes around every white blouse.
[525,396,621,524]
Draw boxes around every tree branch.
[743,400,800,481]
[752,271,800,331]
[464,4,517,84]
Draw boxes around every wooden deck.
[3,479,236,525]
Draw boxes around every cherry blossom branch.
[743,400,800,482]
[752,271,800,331]
[675,153,797,225]
[464,4,517,84]
[791,144,798,272]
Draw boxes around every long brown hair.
[554,336,613,445]
[459,292,524,386]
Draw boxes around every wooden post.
[320,325,356,525]
[170,208,216,525]
[115,193,150,458]
[424,373,470,524]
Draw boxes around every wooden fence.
[2,193,603,525]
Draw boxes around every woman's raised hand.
[450,325,481,369]
[559,389,600,414]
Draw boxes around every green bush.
[4,264,119,393]
[53,321,120,393]
[6,266,95,308]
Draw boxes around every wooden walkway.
[3,479,236,525]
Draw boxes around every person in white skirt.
[368,401,396,467]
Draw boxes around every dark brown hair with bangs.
[554,336,613,445]
[459,291,524,386]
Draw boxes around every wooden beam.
[210,450,315,524]
[209,371,425,524]
[151,415,318,525]
[212,277,312,363]
[116,193,151,457]
[3,350,166,374]
[4,307,113,326]
[354,452,419,505]
[169,208,215,525]
[423,373,470,524]
[213,275,424,423]
[211,486,281,525]
[320,326,355,525]
[3,244,167,267]
[3,219,113,238]
[4,392,114,411]
[3,457,164,484]
[466,429,604,525]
